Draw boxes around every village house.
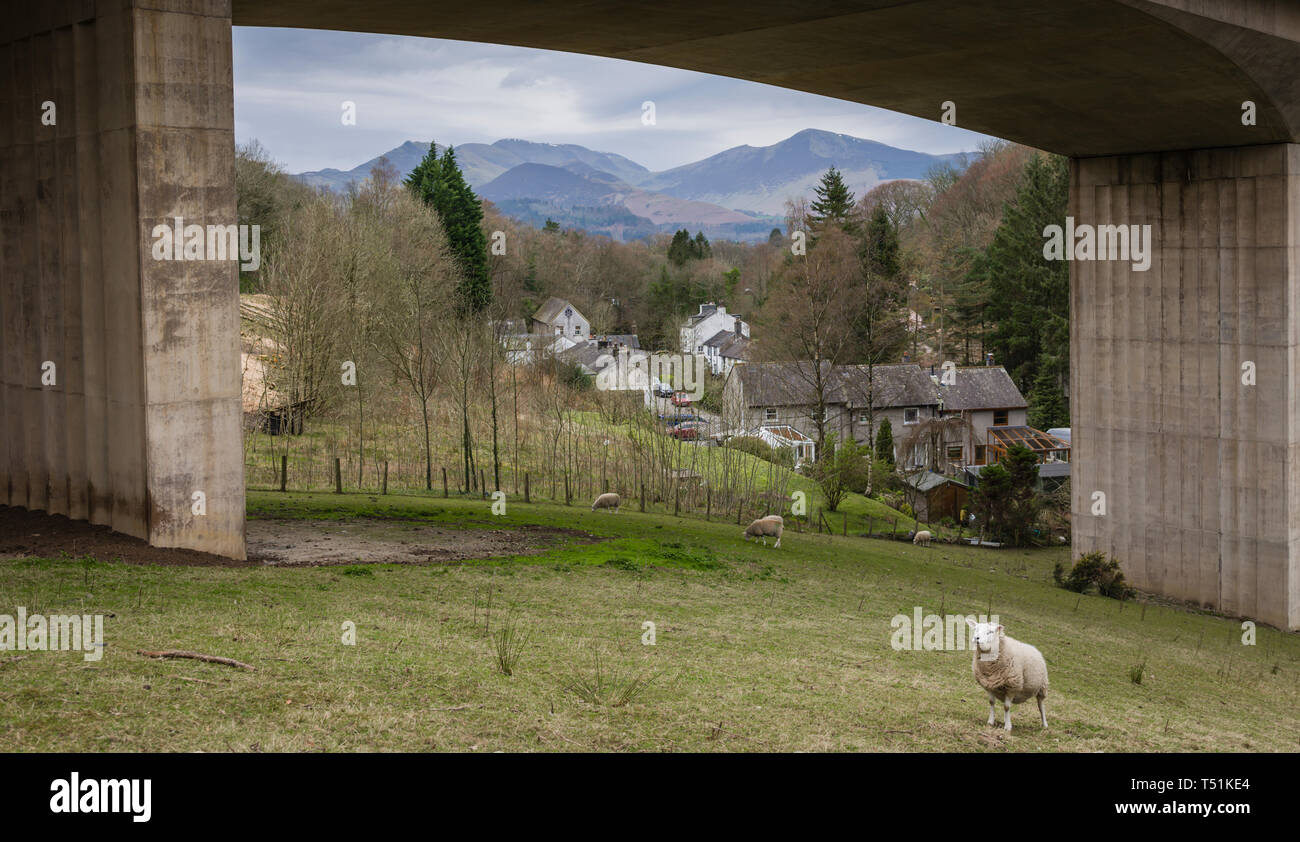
[680,302,749,356]
[721,362,940,467]
[722,361,1039,473]
[934,366,1029,470]
[531,297,591,341]
[701,322,753,376]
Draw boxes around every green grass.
[1,490,1297,752]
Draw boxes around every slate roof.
[937,366,1027,411]
[717,334,752,360]
[903,470,970,492]
[733,361,838,407]
[532,296,583,326]
[838,364,940,409]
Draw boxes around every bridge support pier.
[1071,143,1300,629]
[0,1,245,558]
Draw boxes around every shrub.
[725,436,794,469]
[898,502,914,519]
[1054,551,1133,600]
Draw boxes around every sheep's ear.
[995,624,1004,634]
[965,617,977,629]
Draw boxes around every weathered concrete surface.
[229,0,1300,157]
[1071,144,1300,629]
[0,0,245,558]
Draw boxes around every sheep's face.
[966,620,1003,658]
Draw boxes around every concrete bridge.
[2,1,1298,627]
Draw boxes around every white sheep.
[743,515,784,548]
[966,619,1049,732]
[912,529,932,547]
[591,492,621,513]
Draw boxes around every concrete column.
[1071,144,1299,630]
[0,1,245,559]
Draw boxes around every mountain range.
[293,129,968,242]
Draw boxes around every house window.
[975,445,986,465]
[858,412,869,424]
[947,445,963,463]
[993,410,1008,426]
[764,408,777,422]
[904,408,919,425]
[574,324,582,336]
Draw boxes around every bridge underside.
[2,0,1299,625]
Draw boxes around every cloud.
[233,27,991,174]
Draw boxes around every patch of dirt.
[0,505,604,568]
[245,518,603,566]
[0,505,254,567]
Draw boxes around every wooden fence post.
[640,483,646,513]
[481,470,487,500]
[674,487,680,516]
[442,467,448,498]
[334,458,342,494]
[867,516,874,537]
[279,455,287,492]
[705,488,711,521]
[382,461,389,495]
[525,472,531,504]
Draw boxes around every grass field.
[2,489,1297,752]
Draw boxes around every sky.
[233,27,993,175]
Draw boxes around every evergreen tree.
[1027,354,1069,429]
[407,142,491,312]
[692,231,712,260]
[543,217,560,233]
[875,417,895,466]
[982,153,1069,397]
[809,167,857,234]
[768,227,784,247]
[668,229,693,266]
[972,444,1041,545]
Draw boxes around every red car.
[671,391,693,407]
[669,423,701,440]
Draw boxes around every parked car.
[669,423,701,440]
[653,383,674,398]
[664,414,702,427]
[671,391,693,407]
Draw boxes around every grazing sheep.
[591,492,621,513]
[912,530,932,547]
[743,515,784,548]
[966,619,1049,732]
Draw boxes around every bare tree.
[372,189,460,490]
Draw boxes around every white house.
[532,297,590,341]
[680,302,749,356]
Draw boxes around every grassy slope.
[1,490,1296,752]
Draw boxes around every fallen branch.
[137,650,255,671]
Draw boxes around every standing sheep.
[966,619,1049,732]
[743,515,784,548]
[912,530,932,547]
[591,492,621,513]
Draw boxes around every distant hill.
[638,129,969,216]
[295,138,650,194]
[480,162,773,242]
[292,129,969,240]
